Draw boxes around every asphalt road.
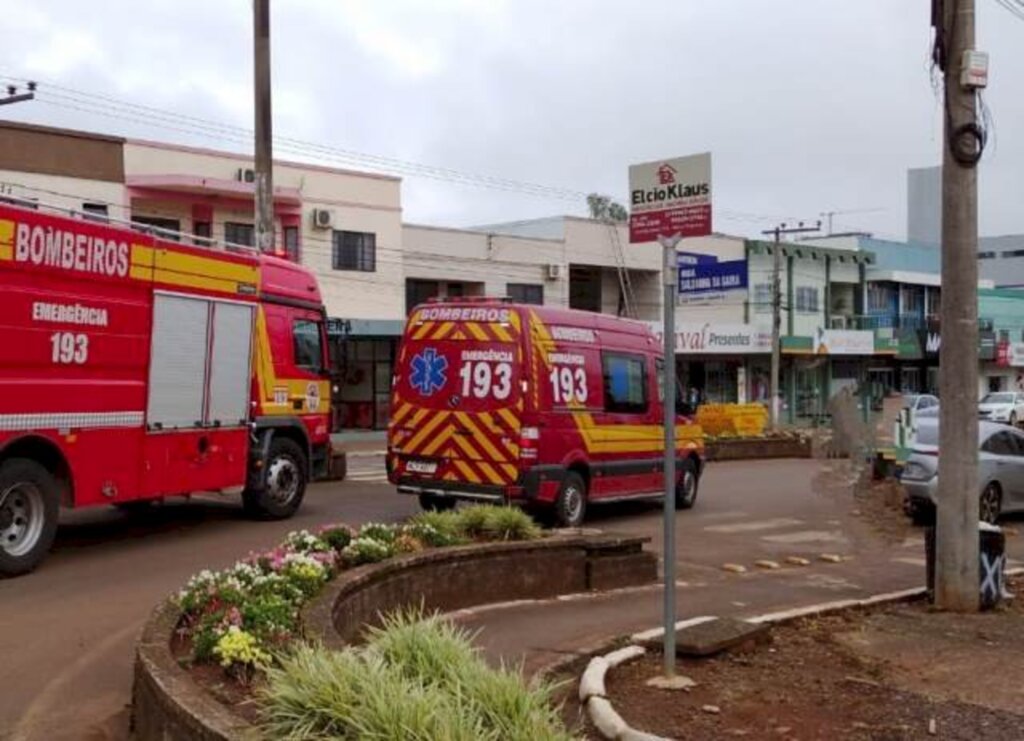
[1,456,1021,740]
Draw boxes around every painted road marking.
[704,517,804,534]
[761,530,847,545]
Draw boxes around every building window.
[1002,249,1024,258]
[332,230,376,272]
[602,352,648,414]
[795,286,819,314]
[284,226,300,262]
[753,283,773,313]
[225,222,255,247]
[507,283,544,305]
[192,221,212,247]
[978,251,996,259]
[293,320,323,371]
[81,203,108,223]
[406,279,440,314]
[132,215,181,241]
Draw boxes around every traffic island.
[571,576,1024,740]
[131,508,656,741]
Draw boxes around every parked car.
[902,393,939,416]
[901,418,1024,525]
[978,391,1024,426]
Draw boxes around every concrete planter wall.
[132,532,655,741]
[706,436,812,461]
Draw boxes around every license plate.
[406,460,437,475]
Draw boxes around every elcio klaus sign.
[628,153,712,243]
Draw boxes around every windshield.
[982,393,1014,404]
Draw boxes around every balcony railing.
[830,314,993,332]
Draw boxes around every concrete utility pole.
[763,222,820,430]
[253,0,275,253]
[935,0,982,611]
[0,82,36,107]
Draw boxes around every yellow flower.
[213,626,271,669]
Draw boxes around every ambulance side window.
[293,319,323,372]
[602,352,647,414]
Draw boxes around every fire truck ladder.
[606,219,638,319]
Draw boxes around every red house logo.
[657,163,677,185]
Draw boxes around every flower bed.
[175,505,542,684]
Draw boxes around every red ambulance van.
[387,299,704,526]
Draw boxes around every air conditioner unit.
[312,208,334,229]
[236,168,256,183]
[829,316,848,329]
[546,263,564,281]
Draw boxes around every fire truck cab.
[0,202,332,576]
[387,299,705,526]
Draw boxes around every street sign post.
[628,152,712,677]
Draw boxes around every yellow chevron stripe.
[479,411,520,458]
[420,425,453,457]
[443,472,458,482]
[390,402,414,427]
[476,460,505,486]
[453,432,484,461]
[404,411,448,452]
[454,459,482,484]
[432,322,455,341]
[465,322,490,342]
[497,408,520,431]
[0,219,14,260]
[477,411,502,435]
[491,323,513,343]
[455,413,506,462]
[501,464,519,480]
[412,322,434,341]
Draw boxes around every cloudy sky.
[1,0,1021,239]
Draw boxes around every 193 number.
[459,361,512,400]
[50,332,89,364]
[549,366,588,404]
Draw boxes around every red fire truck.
[0,202,332,576]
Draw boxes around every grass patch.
[261,609,570,740]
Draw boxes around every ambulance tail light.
[519,426,539,460]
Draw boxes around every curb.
[580,575,1024,741]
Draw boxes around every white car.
[978,391,1024,426]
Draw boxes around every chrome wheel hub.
[0,484,45,557]
[266,458,300,505]
[564,486,583,522]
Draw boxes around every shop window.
[225,222,255,247]
[507,283,544,305]
[795,286,819,313]
[753,283,772,313]
[602,353,647,414]
[333,230,376,272]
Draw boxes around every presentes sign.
[628,153,712,243]
[648,321,772,354]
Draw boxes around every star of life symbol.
[410,347,448,396]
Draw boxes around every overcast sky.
[1,0,1021,240]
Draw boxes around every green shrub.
[317,524,354,552]
[261,611,571,740]
[403,517,467,548]
[358,522,398,544]
[454,505,493,538]
[482,506,541,541]
[342,536,395,565]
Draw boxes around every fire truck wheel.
[244,438,307,520]
[675,459,700,510]
[554,471,587,528]
[418,493,456,512]
[0,458,60,577]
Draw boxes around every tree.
[586,193,628,223]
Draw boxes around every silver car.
[901,419,1024,525]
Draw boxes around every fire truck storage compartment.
[146,293,254,430]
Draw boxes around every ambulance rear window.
[602,352,647,414]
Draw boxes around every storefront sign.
[677,252,747,297]
[919,330,942,357]
[814,328,875,356]
[648,322,772,354]
[628,153,712,243]
[1008,342,1024,367]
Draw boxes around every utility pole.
[934,0,983,611]
[0,82,36,107]
[253,0,274,253]
[762,222,820,430]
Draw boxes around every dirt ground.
[575,577,1024,740]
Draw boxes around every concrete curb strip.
[579,657,609,702]
[630,615,715,643]
[586,697,629,740]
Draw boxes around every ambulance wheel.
[0,458,60,577]
[244,438,307,520]
[419,493,457,512]
[554,472,587,528]
[675,459,699,510]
